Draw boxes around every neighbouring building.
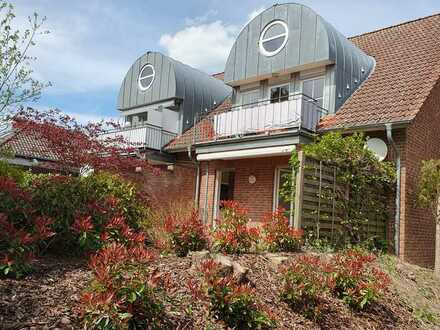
[109,4,440,269]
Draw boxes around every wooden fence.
[292,151,387,243]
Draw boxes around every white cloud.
[159,21,238,73]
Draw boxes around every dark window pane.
[314,78,325,99]
[263,37,285,52]
[302,80,313,98]
[264,24,286,39]
[270,87,280,103]
[141,66,154,77]
[140,76,153,89]
[280,86,289,101]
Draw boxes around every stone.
[189,250,210,269]
[212,254,234,276]
[232,261,250,283]
[60,317,71,325]
[266,254,289,269]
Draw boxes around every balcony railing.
[194,93,327,143]
[100,123,177,151]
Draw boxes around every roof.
[0,130,58,162]
[165,99,231,151]
[117,51,232,132]
[224,3,374,112]
[319,13,440,130]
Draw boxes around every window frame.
[273,166,294,225]
[301,75,325,107]
[259,20,289,57]
[138,64,155,91]
[269,83,290,104]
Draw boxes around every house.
[112,4,440,269]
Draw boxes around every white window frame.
[268,83,290,103]
[273,166,294,226]
[259,20,289,57]
[301,75,325,105]
[138,64,155,91]
[213,168,235,225]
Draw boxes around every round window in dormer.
[138,64,155,91]
[259,20,289,57]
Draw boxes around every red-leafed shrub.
[280,255,332,320]
[328,249,390,310]
[0,213,54,278]
[261,209,303,252]
[211,200,260,254]
[29,172,149,254]
[81,243,169,329]
[163,209,207,257]
[195,259,275,329]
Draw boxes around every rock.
[60,317,71,325]
[232,261,250,283]
[266,254,289,269]
[212,254,234,276]
[189,250,210,269]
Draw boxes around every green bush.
[198,259,275,329]
[280,255,330,320]
[28,172,149,254]
[82,243,167,329]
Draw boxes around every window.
[214,169,235,220]
[270,84,289,104]
[126,113,148,127]
[138,64,155,91]
[302,77,325,107]
[259,20,289,56]
[241,89,260,107]
[274,167,292,213]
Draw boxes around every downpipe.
[385,123,401,257]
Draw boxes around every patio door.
[213,169,235,221]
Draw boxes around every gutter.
[385,123,401,257]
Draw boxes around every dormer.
[224,3,375,114]
[117,51,232,135]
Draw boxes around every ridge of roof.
[349,12,440,40]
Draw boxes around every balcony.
[100,123,177,151]
[194,93,327,144]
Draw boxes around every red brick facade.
[141,155,197,208]
[197,156,290,224]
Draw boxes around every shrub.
[81,243,168,329]
[197,259,275,329]
[280,255,332,320]
[0,213,54,278]
[260,209,303,252]
[28,172,149,254]
[211,201,259,254]
[163,209,207,257]
[328,249,390,310]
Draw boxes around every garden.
[1,120,439,329]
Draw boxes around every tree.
[0,1,49,136]
[417,159,440,276]
[3,107,152,177]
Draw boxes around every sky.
[12,0,440,123]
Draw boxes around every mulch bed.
[0,253,420,329]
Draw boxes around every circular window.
[259,20,289,57]
[138,64,155,91]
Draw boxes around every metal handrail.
[217,92,327,115]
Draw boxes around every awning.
[196,145,295,161]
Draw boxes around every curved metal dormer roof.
[118,51,232,131]
[224,3,375,112]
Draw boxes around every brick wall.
[197,156,290,224]
[400,79,440,268]
[140,154,196,208]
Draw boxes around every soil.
[0,252,433,330]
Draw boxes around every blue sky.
[13,0,440,123]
